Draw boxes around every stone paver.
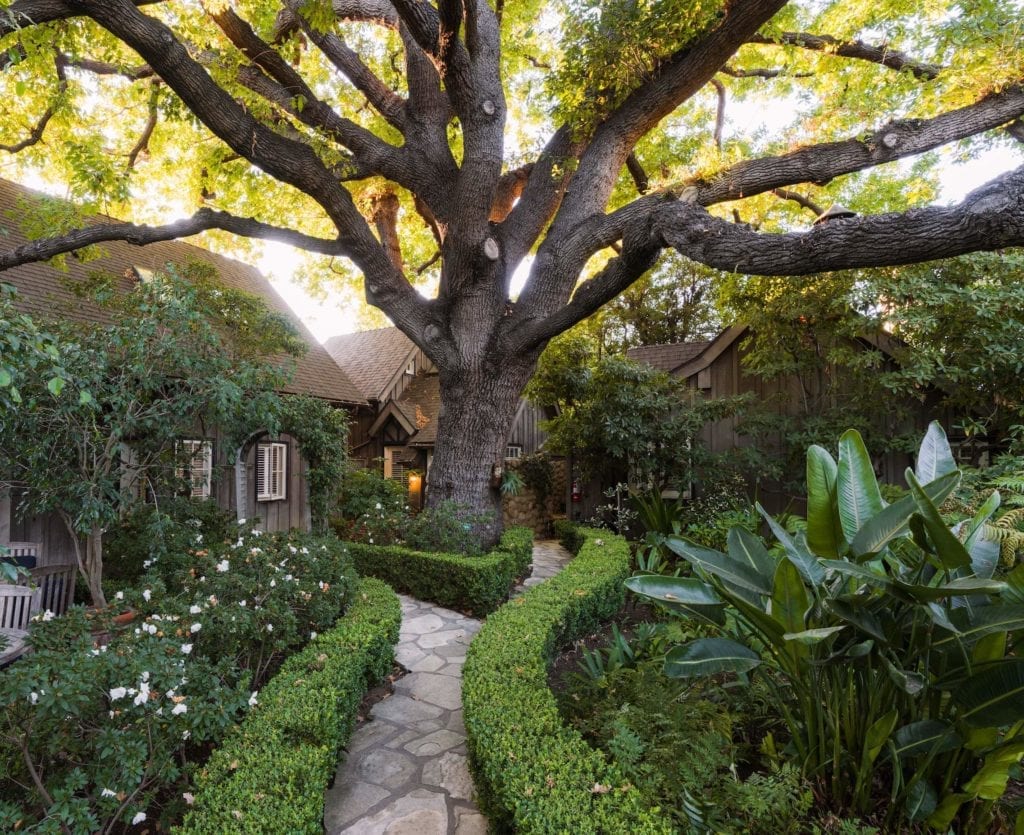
[324,540,573,834]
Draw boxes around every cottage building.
[325,327,547,496]
[628,324,943,510]
[0,178,369,570]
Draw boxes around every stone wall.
[501,457,568,537]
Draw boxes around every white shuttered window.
[180,440,213,500]
[256,442,287,501]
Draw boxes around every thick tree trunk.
[425,357,537,549]
[85,525,106,609]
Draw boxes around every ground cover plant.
[628,423,1024,831]
[0,513,360,832]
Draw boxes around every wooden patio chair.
[29,564,76,617]
[2,541,39,569]
[0,584,33,666]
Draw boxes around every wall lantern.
[408,471,423,511]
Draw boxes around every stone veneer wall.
[501,457,567,537]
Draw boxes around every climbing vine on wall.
[277,394,350,531]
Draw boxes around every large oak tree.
[1,0,1023,541]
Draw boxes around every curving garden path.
[323,540,573,834]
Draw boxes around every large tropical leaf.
[665,536,772,595]
[953,658,1024,727]
[770,559,809,635]
[837,429,886,542]
[906,470,971,570]
[821,559,893,590]
[933,605,1024,649]
[757,504,826,585]
[824,599,887,642]
[806,444,844,558]
[906,780,938,822]
[892,720,961,760]
[783,625,847,644]
[864,709,899,766]
[849,470,960,559]
[916,420,957,485]
[663,638,762,678]
[1006,564,1024,605]
[892,576,1007,602]
[963,742,1024,800]
[624,574,726,625]
[727,527,775,582]
[963,490,1002,579]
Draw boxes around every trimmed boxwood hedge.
[345,526,534,616]
[462,527,675,834]
[175,578,401,834]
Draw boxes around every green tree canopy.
[0,0,1022,539]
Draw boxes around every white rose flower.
[115,591,124,601]
[216,559,230,572]
[29,692,39,705]
[180,643,193,655]
[190,622,202,633]
[171,702,188,716]
[142,589,152,602]
[132,812,146,825]
[266,623,273,632]
[109,687,128,701]
[248,691,259,707]
[100,788,116,799]
[189,605,202,615]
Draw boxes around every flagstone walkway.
[323,540,573,834]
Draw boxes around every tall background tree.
[1,0,1023,542]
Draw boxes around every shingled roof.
[323,327,416,401]
[399,373,442,447]
[0,178,365,406]
[626,341,712,374]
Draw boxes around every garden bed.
[461,525,676,833]
[176,577,401,834]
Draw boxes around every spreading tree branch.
[0,0,163,38]
[126,84,158,169]
[772,187,825,216]
[0,208,352,270]
[0,52,65,152]
[749,32,941,80]
[683,83,1024,206]
[512,164,1024,351]
[370,189,404,271]
[625,153,650,194]
[710,77,726,149]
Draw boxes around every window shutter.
[256,444,269,501]
[272,443,286,500]
[256,442,287,501]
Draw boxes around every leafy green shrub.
[346,526,533,615]
[519,452,555,504]
[104,497,238,589]
[176,578,401,835]
[629,423,1024,832]
[330,466,408,544]
[0,607,249,833]
[561,660,813,833]
[0,524,361,831]
[462,526,675,833]
[402,500,494,556]
[130,525,358,687]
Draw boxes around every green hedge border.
[175,578,402,834]
[345,526,533,616]
[462,526,675,833]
